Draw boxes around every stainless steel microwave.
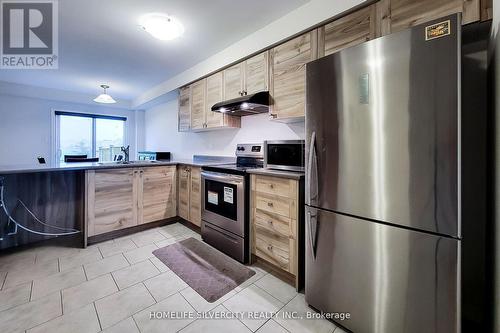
[264,140,305,172]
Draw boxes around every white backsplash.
[144,98,304,159]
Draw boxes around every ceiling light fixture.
[93,84,116,104]
[139,13,184,41]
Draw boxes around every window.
[55,111,126,162]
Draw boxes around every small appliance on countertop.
[264,140,305,172]
[200,143,264,263]
[137,151,171,161]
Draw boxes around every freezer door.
[305,15,460,237]
[305,206,459,333]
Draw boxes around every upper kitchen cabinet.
[205,72,241,129]
[318,5,376,57]
[190,79,206,131]
[178,86,191,132]
[223,63,244,99]
[206,72,224,128]
[178,73,240,132]
[382,0,481,35]
[269,30,318,121]
[244,51,269,95]
[223,51,269,98]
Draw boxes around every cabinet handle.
[267,244,273,251]
[244,91,248,96]
[267,202,273,207]
[269,184,274,189]
[268,220,273,225]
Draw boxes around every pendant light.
[93,84,116,104]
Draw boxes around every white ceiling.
[0,0,309,102]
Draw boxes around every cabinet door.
[244,51,268,95]
[205,72,224,128]
[178,166,190,220]
[190,79,206,130]
[86,169,137,236]
[270,31,317,120]
[178,86,191,132]
[389,0,479,33]
[140,166,176,224]
[223,63,244,100]
[189,167,202,227]
[320,5,375,57]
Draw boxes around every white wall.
[145,99,304,159]
[0,94,144,166]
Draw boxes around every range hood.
[211,91,269,116]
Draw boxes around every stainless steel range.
[201,144,263,263]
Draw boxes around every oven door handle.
[201,171,244,185]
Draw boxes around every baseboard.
[87,216,181,245]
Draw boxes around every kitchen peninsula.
[0,157,233,250]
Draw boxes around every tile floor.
[0,222,343,333]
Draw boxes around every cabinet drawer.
[254,192,296,219]
[255,230,290,271]
[254,175,296,198]
[254,208,291,238]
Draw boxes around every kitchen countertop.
[246,168,305,180]
[0,155,235,175]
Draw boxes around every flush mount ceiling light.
[139,13,184,41]
[93,84,116,104]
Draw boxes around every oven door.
[201,171,245,237]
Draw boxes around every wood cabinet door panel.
[223,63,243,100]
[189,167,201,227]
[271,32,315,119]
[141,166,176,224]
[205,72,224,128]
[322,5,375,57]
[89,169,137,236]
[178,166,190,220]
[390,0,475,32]
[244,51,268,95]
[178,86,191,132]
[190,80,206,130]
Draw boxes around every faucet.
[120,145,130,162]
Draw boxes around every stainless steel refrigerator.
[305,14,469,333]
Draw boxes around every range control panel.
[235,144,263,158]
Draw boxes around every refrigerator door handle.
[307,131,317,205]
[307,211,319,260]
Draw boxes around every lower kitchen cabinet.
[177,165,202,227]
[189,167,202,227]
[86,166,177,236]
[140,166,177,224]
[178,165,191,220]
[251,174,302,285]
